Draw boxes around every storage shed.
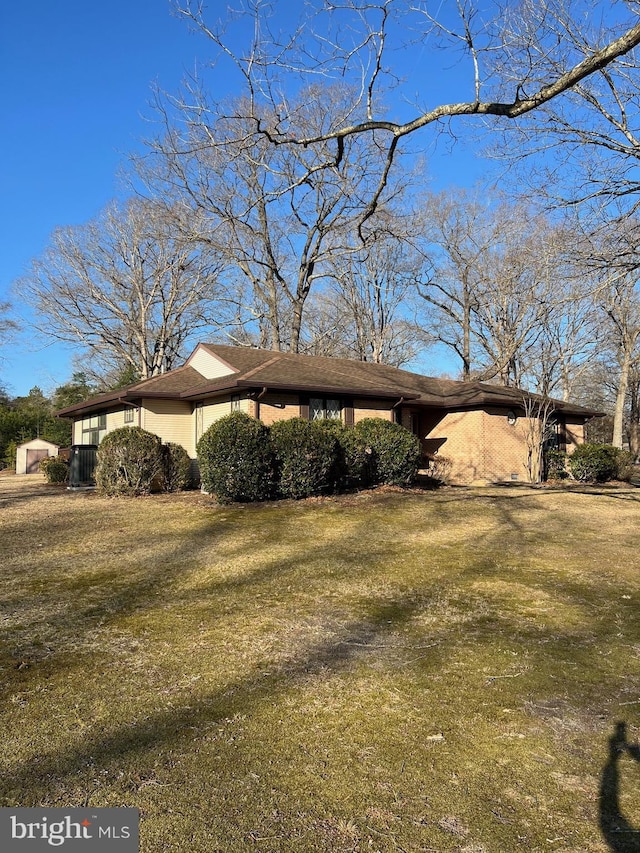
[16,439,59,474]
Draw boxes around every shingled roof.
[56,344,601,418]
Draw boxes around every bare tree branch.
[16,198,222,380]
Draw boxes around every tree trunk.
[628,371,640,458]
[612,352,631,449]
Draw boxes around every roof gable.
[186,344,237,380]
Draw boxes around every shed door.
[26,449,49,473]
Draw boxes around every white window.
[124,407,135,424]
[82,413,107,445]
[231,395,242,412]
[195,403,204,442]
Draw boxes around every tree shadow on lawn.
[437,483,640,504]
[0,595,435,804]
[600,722,640,852]
[0,478,71,510]
[0,504,393,686]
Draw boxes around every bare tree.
[0,301,16,349]
[597,272,640,448]
[414,190,488,379]
[415,192,565,385]
[17,198,222,381]
[0,301,16,389]
[522,282,600,400]
[142,84,408,352]
[304,231,421,365]
[627,361,640,457]
[490,0,640,213]
[566,220,640,448]
[522,392,556,483]
[172,0,640,218]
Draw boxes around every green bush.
[96,427,164,496]
[197,412,274,503]
[567,443,621,483]
[315,419,372,491]
[544,450,568,480]
[40,455,69,484]
[161,442,193,492]
[614,449,635,482]
[271,417,339,499]
[353,418,421,486]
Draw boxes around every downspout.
[255,387,268,421]
[392,397,405,425]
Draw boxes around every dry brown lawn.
[1,473,639,852]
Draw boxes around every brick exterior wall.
[256,393,301,426]
[353,399,394,423]
[71,390,588,483]
[419,406,546,485]
[424,410,488,485]
[481,408,533,483]
[565,418,585,451]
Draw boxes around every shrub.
[161,442,193,492]
[197,412,274,503]
[614,449,635,482]
[544,450,568,481]
[315,419,372,491]
[40,455,69,484]
[271,417,339,499]
[353,418,421,486]
[427,454,453,485]
[567,443,621,483]
[95,427,164,496]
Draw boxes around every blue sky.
[0,0,490,396]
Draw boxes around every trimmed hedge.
[197,412,275,503]
[615,449,636,482]
[544,449,568,480]
[271,417,339,499]
[567,443,629,483]
[315,419,372,491]
[95,427,164,496]
[353,418,421,486]
[40,455,69,484]
[162,442,193,492]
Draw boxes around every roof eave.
[54,391,138,419]
[181,378,422,401]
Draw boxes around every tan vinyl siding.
[202,398,234,432]
[72,406,136,445]
[193,395,252,447]
[141,399,195,456]
[188,347,236,380]
[106,408,128,432]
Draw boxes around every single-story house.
[55,344,600,486]
[16,439,59,475]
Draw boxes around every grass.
[1,473,639,852]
